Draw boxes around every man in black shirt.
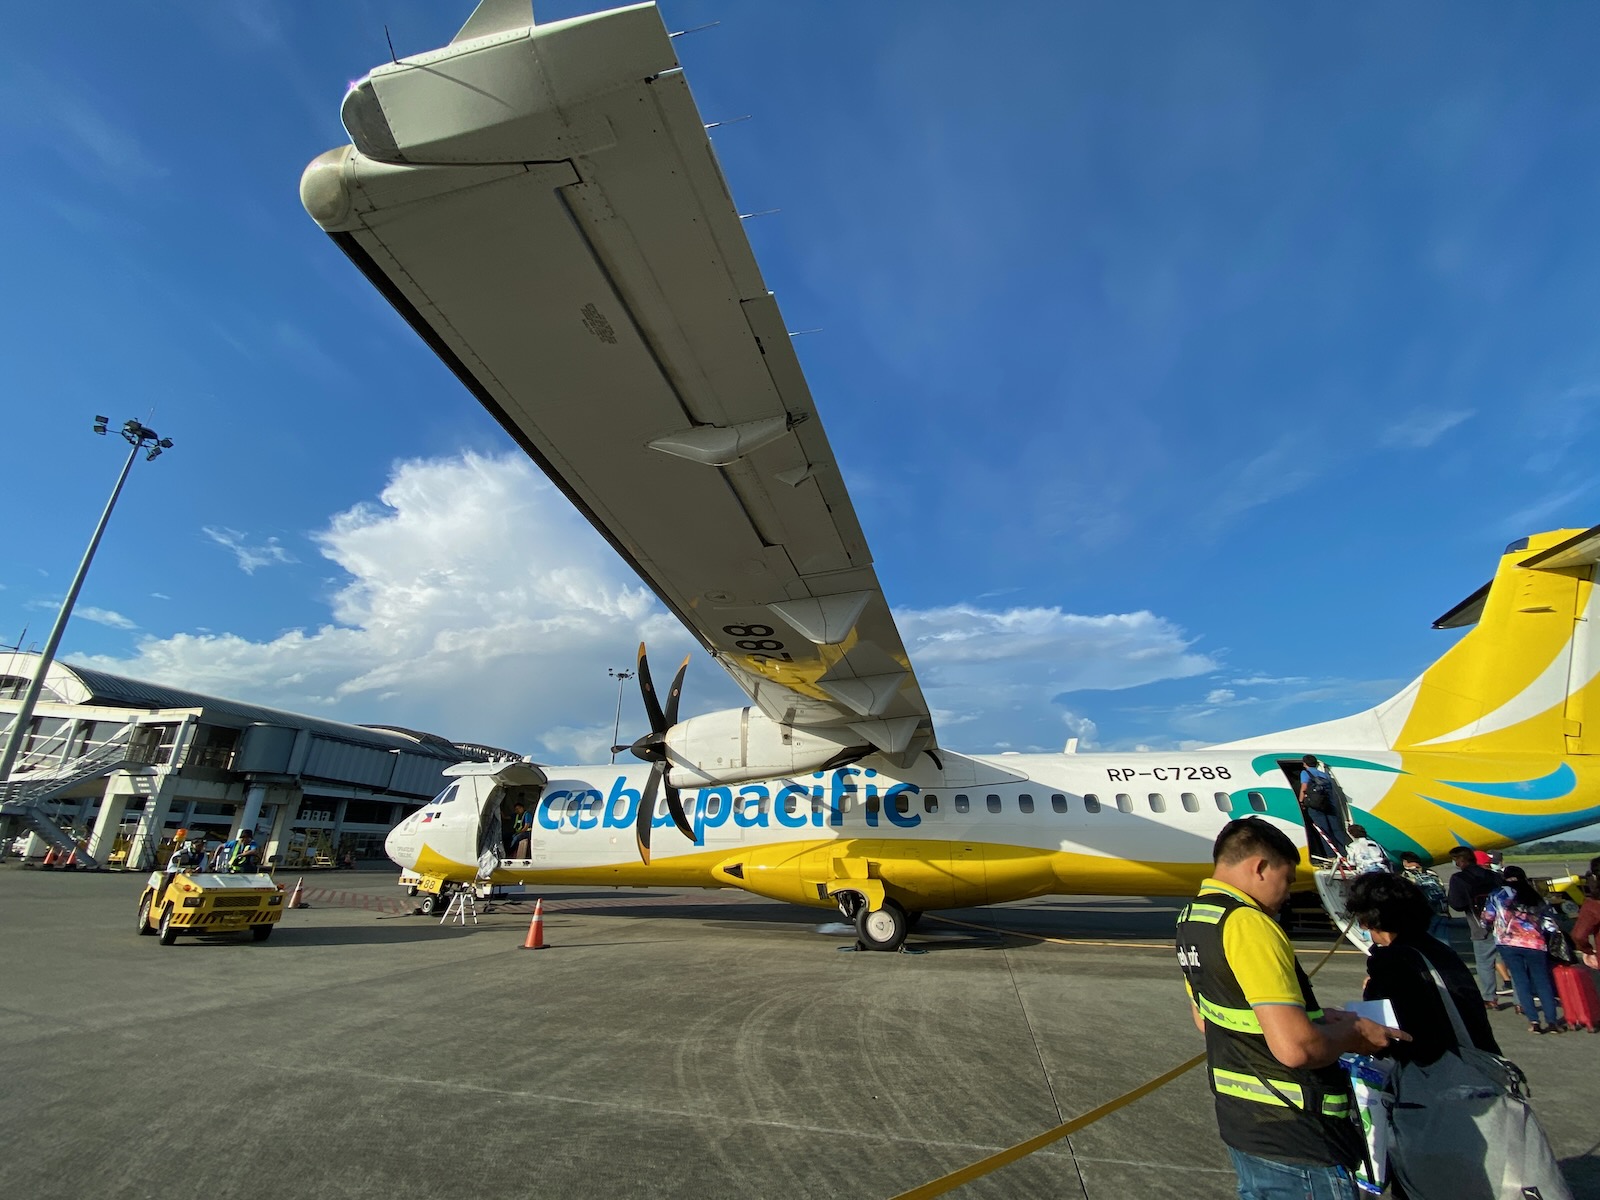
[1444,845,1503,1007]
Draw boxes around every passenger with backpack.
[1486,866,1565,1034]
[1445,845,1504,1009]
[1297,754,1349,858]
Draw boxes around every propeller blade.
[663,654,691,727]
[634,764,663,865]
[664,780,695,842]
[635,642,666,733]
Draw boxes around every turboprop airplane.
[304,0,1600,949]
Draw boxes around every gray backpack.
[1386,952,1573,1200]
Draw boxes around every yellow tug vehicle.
[136,870,286,945]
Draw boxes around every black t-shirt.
[1363,933,1501,1066]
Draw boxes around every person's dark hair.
[1583,872,1600,902]
[1399,850,1423,865]
[1589,855,1600,878]
[1347,872,1432,937]
[1449,845,1476,861]
[1499,865,1542,908]
[1347,824,1368,839]
[1302,754,1319,767]
[1212,817,1299,869]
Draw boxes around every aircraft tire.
[419,893,442,916]
[856,899,908,952]
[157,906,178,946]
[137,894,155,935]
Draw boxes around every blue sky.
[4,1,1600,775]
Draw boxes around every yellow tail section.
[1394,527,1600,755]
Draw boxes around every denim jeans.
[1229,1148,1358,1200]
[1500,943,1560,1026]
[1469,935,1500,1001]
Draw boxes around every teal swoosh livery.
[1422,794,1600,843]
[1436,763,1576,801]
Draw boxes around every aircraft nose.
[385,819,418,869]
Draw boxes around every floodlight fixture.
[92,415,108,435]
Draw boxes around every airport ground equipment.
[136,870,286,945]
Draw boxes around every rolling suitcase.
[1552,963,1600,1031]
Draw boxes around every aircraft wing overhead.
[302,2,934,760]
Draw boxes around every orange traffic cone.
[287,876,306,909]
[521,898,547,950]
[63,848,79,870]
[40,848,57,868]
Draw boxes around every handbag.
[1543,923,1577,967]
[1386,951,1573,1200]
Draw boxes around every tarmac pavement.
[0,866,1593,1199]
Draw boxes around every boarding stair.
[0,723,139,867]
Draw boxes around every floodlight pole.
[0,419,173,793]
[607,668,635,765]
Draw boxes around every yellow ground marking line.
[891,919,1356,1198]
[926,912,1362,954]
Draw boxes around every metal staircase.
[1,723,138,866]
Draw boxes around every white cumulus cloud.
[202,526,297,574]
[78,452,1221,760]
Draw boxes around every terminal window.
[1115,793,1133,813]
[1051,794,1068,813]
[1084,793,1101,813]
[955,794,970,813]
[986,794,1001,813]
[1181,792,1199,812]
[1148,793,1166,813]
[1018,793,1034,813]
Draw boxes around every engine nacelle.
[664,707,861,788]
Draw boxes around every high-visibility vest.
[1176,887,1363,1168]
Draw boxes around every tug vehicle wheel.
[157,906,178,946]
[251,924,273,942]
[137,894,155,935]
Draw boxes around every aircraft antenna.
[669,22,721,39]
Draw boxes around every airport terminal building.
[0,651,516,869]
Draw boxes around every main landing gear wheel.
[855,899,909,952]
[419,892,444,916]
[137,894,155,935]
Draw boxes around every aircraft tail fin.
[1218,525,1600,755]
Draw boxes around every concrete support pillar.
[87,790,129,862]
[327,798,349,851]
[126,783,178,873]
[23,831,48,860]
[263,789,302,867]
[236,783,269,838]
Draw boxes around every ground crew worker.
[229,829,261,873]
[1177,817,1406,1199]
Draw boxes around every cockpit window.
[433,784,460,806]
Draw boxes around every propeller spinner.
[613,643,696,863]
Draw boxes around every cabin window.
[784,794,801,817]
[955,794,970,813]
[657,796,671,818]
[1181,792,1199,813]
[1018,794,1035,814]
[1051,794,1068,813]
[924,794,939,813]
[1214,792,1231,812]
[1084,793,1101,813]
[866,797,880,816]
[894,793,911,815]
[986,794,1002,813]
[1115,793,1133,813]
[611,796,630,822]
[1148,793,1166,813]
[1247,791,1267,812]
[565,797,584,821]
[707,794,723,817]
